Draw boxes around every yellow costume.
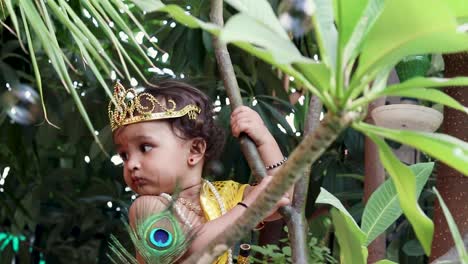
[200,180,248,264]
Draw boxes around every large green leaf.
[220,13,309,65]
[361,162,434,245]
[331,208,367,264]
[352,76,468,109]
[383,77,468,93]
[354,122,468,176]
[353,0,468,87]
[333,0,368,49]
[354,131,434,254]
[342,0,384,66]
[293,61,331,92]
[380,88,467,114]
[311,0,337,71]
[316,188,367,264]
[233,42,335,111]
[316,187,357,223]
[224,0,289,40]
[433,188,468,263]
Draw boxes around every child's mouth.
[133,177,147,186]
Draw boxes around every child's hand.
[243,176,291,222]
[231,106,274,147]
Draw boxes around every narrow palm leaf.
[91,0,157,69]
[433,188,468,263]
[20,6,58,128]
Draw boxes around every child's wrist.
[256,133,275,148]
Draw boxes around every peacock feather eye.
[149,228,173,249]
[145,216,177,251]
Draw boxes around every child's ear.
[188,138,206,166]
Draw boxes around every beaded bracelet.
[265,157,288,170]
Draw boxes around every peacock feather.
[107,195,197,264]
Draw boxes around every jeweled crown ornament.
[108,83,201,131]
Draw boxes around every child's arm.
[231,106,294,221]
[230,106,285,176]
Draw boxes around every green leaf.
[334,0,368,48]
[4,0,21,45]
[342,0,385,65]
[93,0,156,69]
[402,240,425,257]
[224,0,289,39]
[157,5,220,34]
[354,122,468,176]
[311,0,338,70]
[362,162,434,245]
[316,187,356,221]
[294,61,331,92]
[354,0,468,87]
[354,130,434,254]
[47,0,114,101]
[331,208,367,264]
[220,13,308,65]
[19,0,104,153]
[54,0,117,76]
[433,188,468,263]
[375,260,398,264]
[131,0,164,12]
[381,88,467,114]
[384,76,468,93]
[20,4,57,128]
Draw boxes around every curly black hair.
[137,79,226,165]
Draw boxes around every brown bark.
[430,53,468,260]
[364,98,387,263]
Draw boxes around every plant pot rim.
[371,104,443,132]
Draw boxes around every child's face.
[113,120,195,195]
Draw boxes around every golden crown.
[108,83,201,131]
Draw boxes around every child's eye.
[119,152,128,161]
[140,144,153,153]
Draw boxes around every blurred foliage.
[250,227,337,264]
[0,0,451,263]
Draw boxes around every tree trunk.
[364,98,387,263]
[430,53,468,261]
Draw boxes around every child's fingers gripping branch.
[230,106,272,147]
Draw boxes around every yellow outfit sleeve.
[199,180,249,264]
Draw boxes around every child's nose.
[127,155,141,170]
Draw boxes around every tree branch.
[209,1,325,263]
[281,95,323,263]
[209,0,267,182]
